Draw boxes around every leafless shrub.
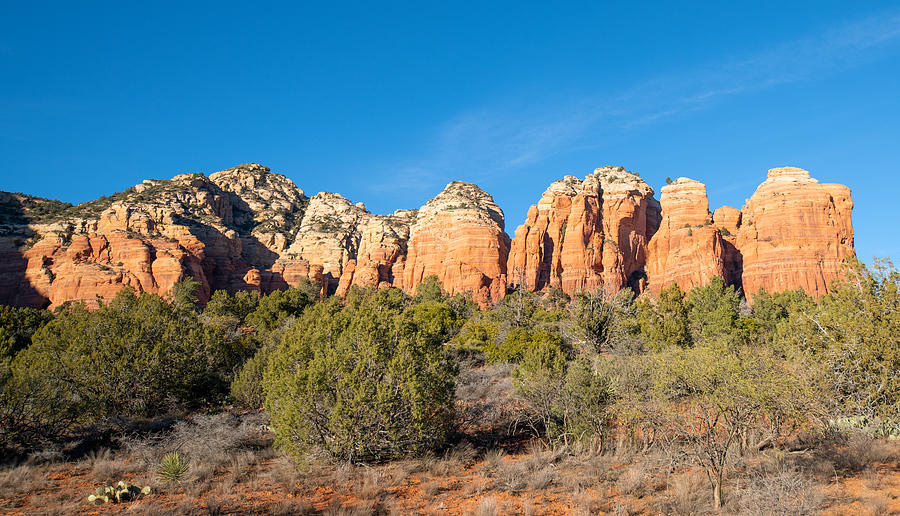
[827,433,897,473]
[735,465,826,516]
[456,362,523,438]
[616,464,647,497]
[27,447,62,464]
[173,413,259,468]
[123,412,261,478]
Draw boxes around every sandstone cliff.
[403,182,509,306]
[507,167,660,295]
[736,167,854,299]
[0,163,856,309]
[0,164,314,309]
[646,178,728,294]
[645,168,854,297]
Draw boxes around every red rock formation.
[0,163,856,310]
[335,210,415,297]
[0,165,314,309]
[712,206,743,287]
[507,167,660,295]
[736,167,854,299]
[403,182,509,306]
[279,192,366,293]
[646,178,728,294]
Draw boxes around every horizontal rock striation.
[646,179,728,295]
[403,182,509,306]
[736,167,854,299]
[0,163,855,309]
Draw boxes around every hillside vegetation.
[0,259,898,514]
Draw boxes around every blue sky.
[1,2,898,261]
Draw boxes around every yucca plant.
[158,451,189,483]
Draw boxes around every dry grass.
[481,448,506,473]
[734,465,826,516]
[86,447,136,482]
[475,495,501,516]
[616,463,647,497]
[864,495,891,516]
[0,462,47,498]
[831,433,897,473]
[271,497,316,515]
[3,409,897,516]
[573,490,606,516]
[659,471,708,515]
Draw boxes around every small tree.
[628,345,821,509]
[1,284,250,447]
[514,339,614,448]
[570,285,634,352]
[785,259,900,433]
[244,282,317,332]
[687,276,741,346]
[636,283,692,350]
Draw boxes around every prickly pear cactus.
[87,481,151,504]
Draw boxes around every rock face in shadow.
[403,182,509,307]
[0,164,312,309]
[712,206,743,289]
[736,167,854,299]
[0,163,855,309]
[507,167,660,295]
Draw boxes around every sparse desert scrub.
[1,272,899,514]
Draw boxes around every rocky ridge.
[0,164,855,309]
[403,181,509,306]
[506,166,660,294]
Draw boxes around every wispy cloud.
[372,10,900,193]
